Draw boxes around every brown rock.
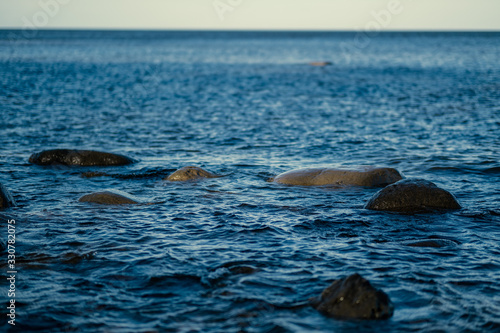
[310,61,332,67]
[165,166,220,181]
[78,191,138,205]
[310,273,394,320]
[365,179,461,212]
[272,167,402,187]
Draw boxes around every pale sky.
[0,0,499,31]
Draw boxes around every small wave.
[80,167,175,180]
[483,166,500,174]
[146,274,202,289]
[404,238,460,248]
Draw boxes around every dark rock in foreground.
[310,273,394,320]
[365,179,461,212]
[29,149,135,166]
[79,191,139,205]
[273,167,402,187]
[0,184,16,209]
[165,166,220,181]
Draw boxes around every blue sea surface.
[1,30,499,332]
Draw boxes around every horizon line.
[1,28,499,33]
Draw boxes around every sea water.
[0,30,499,332]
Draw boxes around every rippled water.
[1,31,499,332]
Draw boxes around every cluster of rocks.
[24,149,461,213]
[2,149,464,320]
[272,166,461,213]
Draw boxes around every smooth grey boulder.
[272,167,402,187]
[165,166,220,181]
[365,179,461,212]
[29,149,135,166]
[310,273,394,320]
[0,184,16,209]
[79,191,139,205]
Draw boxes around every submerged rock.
[310,273,394,320]
[310,61,332,67]
[80,171,110,178]
[0,184,16,209]
[272,167,402,187]
[165,166,220,181]
[365,179,461,212]
[78,191,139,205]
[405,239,458,248]
[29,149,135,166]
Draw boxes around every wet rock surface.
[29,149,135,166]
[273,167,402,187]
[310,273,394,320]
[0,183,16,209]
[78,191,139,205]
[365,179,461,212]
[165,166,220,181]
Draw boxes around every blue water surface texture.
[1,30,499,332]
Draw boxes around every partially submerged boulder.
[79,191,139,205]
[272,167,402,187]
[165,166,220,181]
[310,61,332,67]
[80,171,110,178]
[29,149,135,166]
[365,179,461,212]
[0,184,16,209]
[310,273,394,320]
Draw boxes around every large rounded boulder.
[272,167,402,187]
[29,149,135,166]
[310,273,394,320]
[365,179,461,212]
[165,166,220,181]
[0,184,16,209]
[79,191,139,205]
